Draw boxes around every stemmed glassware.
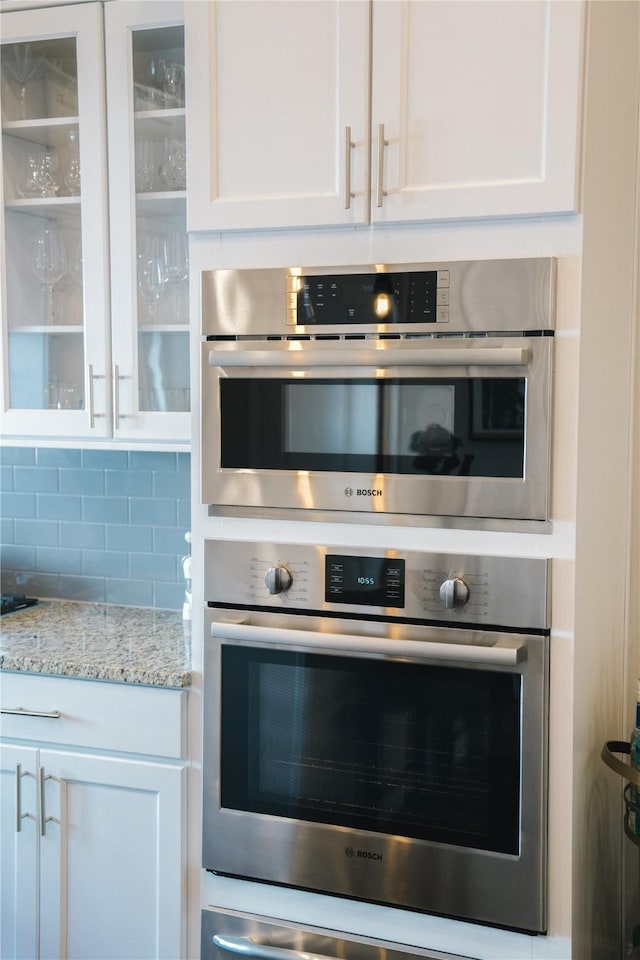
[137,235,166,324]
[3,42,42,120]
[159,137,186,190]
[163,232,188,322]
[32,223,66,323]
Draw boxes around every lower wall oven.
[203,540,550,934]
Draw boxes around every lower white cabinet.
[0,675,187,960]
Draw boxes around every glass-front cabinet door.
[1,2,111,438]
[1,0,188,445]
[105,0,189,442]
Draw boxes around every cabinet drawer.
[0,673,186,759]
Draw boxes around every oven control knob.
[264,564,293,595]
[439,577,470,609]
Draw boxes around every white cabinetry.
[0,0,190,444]
[0,673,186,960]
[186,0,583,233]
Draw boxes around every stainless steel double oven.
[201,258,555,524]
[200,257,555,941]
[203,539,550,934]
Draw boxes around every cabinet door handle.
[39,766,55,837]
[87,362,96,428]
[15,763,30,832]
[376,122,388,207]
[113,363,121,429]
[87,364,107,429]
[2,706,61,719]
[344,125,354,209]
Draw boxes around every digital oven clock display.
[325,555,405,608]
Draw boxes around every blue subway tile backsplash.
[0,447,191,611]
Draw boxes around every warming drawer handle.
[208,346,529,369]
[210,621,527,666]
[1,707,61,719]
[212,934,337,960]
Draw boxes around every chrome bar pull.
[38,767,54,837]
[15,763,29,832]
[212,935,334,960]
[376,122,388,207]
[113,363,121,429]
[87,362,96,428]
[344,126,354,209]
[86,364,106,429]
[2,706,61,719]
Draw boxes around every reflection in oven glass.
[222,649,521,855]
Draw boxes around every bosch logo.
[344,487,382,498]
[345,847,383,862]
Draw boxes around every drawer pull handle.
[213,935,331,960]
[1,706,61,719]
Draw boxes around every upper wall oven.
[201,259,555,524]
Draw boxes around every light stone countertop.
[0,599,192,688]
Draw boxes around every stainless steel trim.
[211,621,527,666]
[344,126,354,209]
[213,935,331,960]
[208,344,529,368]
[207,504,552,533]
[2,707,61,719]
[376,123,387,206]
[203,908,474,960]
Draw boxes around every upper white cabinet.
[370,0,583,223]
[0,0,190,444]
[186,0,370,231]
[105,0,190,443]
[0,2,111,439]
[186,0,584,232]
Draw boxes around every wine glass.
[137,236,166,324]
[32,223,66,323]
[159,137,186,190]
[163,233,188,322]
[3,42,42,120]
[160,59,184,108]
[69,237,83,285]
[35,152,60,197]
[16,152,41,197]
[63,129,81,195]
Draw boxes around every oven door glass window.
[220,646,522,855]
[220,377,525,478]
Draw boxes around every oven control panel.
[205,540,549,631]
[325,554,405,608]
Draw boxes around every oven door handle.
[212,935,335,960]
[208,345,529,368]
[211,621,527,665]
